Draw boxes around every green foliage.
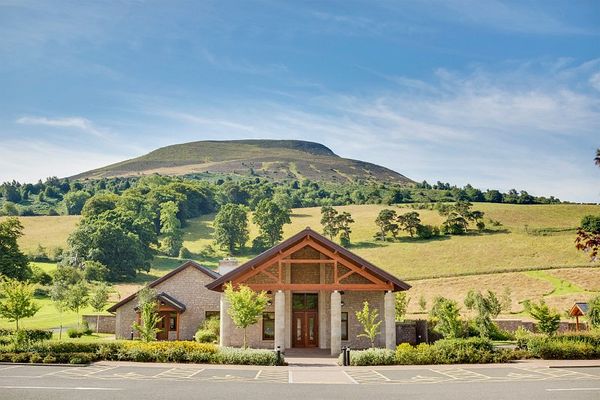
[397,211,421,237]
[418,295,427,312]
[223,283,269,348]
[63,191,91,215]
[194,329,218,343]
[64,281,89,329]
[199,315,220,339]
[320,206,354,245]
[587,295,600,329]
[576,215,600,261]
[213,204,249,255]
[0,277,40,331]
[132,287,162,342]
[441,212,469,235]
[525,333,600,359]
[395,292,410,322]
[178,246,192,259]
[464,290,501,338]
[0,328,52,345]
[415,224,440,239]
[0,218,32,281]
[82,260,109,282]
[252,199,291,247]
[523,299,561,336]
[212,347,281,365]
[89,283,111,313]
[159,201,183,256]
[430,297,463,339]
[355,301,382,348]
[343,348,396,366]
[375,209,398,240]
[581,215,600,233]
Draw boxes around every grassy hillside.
[71,139,413,184]
[3,203,599,329]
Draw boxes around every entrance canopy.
[206,227,410,293]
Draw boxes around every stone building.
[108,227,410,355]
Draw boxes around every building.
[108,227,410,355]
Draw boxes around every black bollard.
[276,346,281,365]
[341,346,347,366]
[345,347,351,366]
[130,330,134,340]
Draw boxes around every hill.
[71,139,413,184]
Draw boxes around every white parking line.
[0,385,123,391]
[342,371,359,384]
[255,370,262,380]
[0,366,20,372]
[546,387,600,392]
[371,370,391,381]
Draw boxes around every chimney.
[218,257,239,275]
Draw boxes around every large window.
[292,293,318,311]
[262,312,275,340]
[341,312,348,340]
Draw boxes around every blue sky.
[1,0,599,202]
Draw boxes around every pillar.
[219,293,232,347]
[274,290,286,351]
[330,290,342,356]
[384,290,396,350]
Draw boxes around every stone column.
[384,290,396,350]
[330,290,342,356]
[219,293,232,347]
[274,290,286,351]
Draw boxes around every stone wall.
[114,265,221,340]
[82,315,115,334]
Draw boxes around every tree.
[441,212,469,235]
[375,209,398,241]
[90,283,112,333]
[430,297,462,338]
[213,204,249,255]
[159,201,183,256]
[65,281,89,329]
[336,211,354,246]
[395,292,410,322]
[50,279,69,340]
[320,206,339,239]
[252,199,291,247]
[588,295,600,329]
[133,286,162,342]
[397,211,421,237]
[63,190,91,215]
[418,295,427,312]
[464,290,501,338]
[576,215,600,261]
[0,276,40,331]
[223,283,269,348]
[355,301,382,348]
[0,218,31,281]
[523,299,560,336]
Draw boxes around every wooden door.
[156,312,169,341]
[292,311,319,347]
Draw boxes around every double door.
[292,311,318,347]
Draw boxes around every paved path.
[0,362,599,399]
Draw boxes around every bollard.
[276,346,281,365]
[130,330,134,340]
[345,347,351,366]
[341,346,347,366]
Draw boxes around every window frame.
[341,312,348,341]
[262,312,275,341]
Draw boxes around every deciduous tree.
[213,204,249,255]
[355,301,382,348]
[375,209,398,241]
[523,299,560,336]
[397,211,421,237]
[0,277,40,331]
[252,199,291,247]
[223,283,269,348]
[133,286,162,342]
[0,218,31,281]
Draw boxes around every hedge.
[525,332,600,360]
[0,340,283,366]
[0,329,53,344]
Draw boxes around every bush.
[212,347,281,366]
[178,246,192,259]
[116,341,217,363]
[69,353,94,364]
[29,353,43,363]
[341,348,396,366]
[416,224,440,239]
[42,354,57,364]
[195,329,217,343]
[526,334,600,360]
[0,329,53,345]
[67,328,83,338]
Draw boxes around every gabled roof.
[206,227,411,292]
[107,260,219,312]
[569,302,589,316]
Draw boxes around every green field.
[2,203,599,329]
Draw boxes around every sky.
[0,0,599,202]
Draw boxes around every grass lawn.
[1,215,80,254]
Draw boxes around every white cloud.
[590,72,600,92]
[16,116,108,138]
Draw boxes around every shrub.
[212,347,280,366]
[178,246,192,259]
[416,224,440,239]
[195,329,217,343]
[0,329,52,345]
[42,354,57,364]
[69,353,94,364]
[11,353,29,363]
[525,333,600,360]
[67,328,83,338]
[343,348,396,366]
[116,341,217,363]
[29,353,43,363]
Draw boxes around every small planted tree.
[89,283,112,333]
[133,286,162,342]
[223,283,269,348]
[523,299,560,336]
[419,295,427,313]
[430,297,462,338]
[65,280,90,330]
[50,280,69,340]
[355,301,382,348]
[464,290,501,338]
[0,276,40,331]
[395,292,410,322]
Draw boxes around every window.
[205,311,220,320]
[262,312,275,340]
[169,313,177,331]
[341,312,348,340]
[292,293,318,311]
